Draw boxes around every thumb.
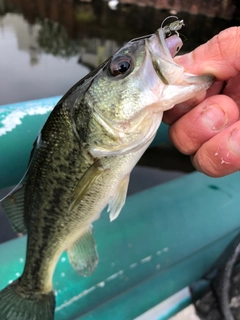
[175,27,240,80]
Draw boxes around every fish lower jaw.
[160,80,213,111]
[181,73,214,86]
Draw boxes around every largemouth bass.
[0,19,213,319]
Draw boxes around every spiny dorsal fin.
[1,185,27,234]
[67,226,98,276]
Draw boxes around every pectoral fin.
[68,160,106,214]
[1,186,27,233]
[108,175,130,222]
[67,226,98,276]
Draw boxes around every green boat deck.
[1,97,240,319]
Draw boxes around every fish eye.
[109,55,133,77]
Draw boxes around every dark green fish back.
[18,95,97,292]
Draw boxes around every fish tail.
[0,279,55,320]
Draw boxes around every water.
[0,12,90,105]
[0,0,239,106]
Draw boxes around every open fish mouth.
[146,18,214,88]
[144,17,214,109]
[145,18,185,85]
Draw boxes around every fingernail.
[229,128,240,156]
[201,105,227,131]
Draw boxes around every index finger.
[175,27,240,80]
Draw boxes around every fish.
[0,18,213,319]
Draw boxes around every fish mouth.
[145,24,214,109]
[146,29,184,85]
[147,27,213,86]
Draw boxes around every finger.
[165,27,240,126]
[174,27,240,80]
[222,73,240,107]
[205,80,226,98]
[169,95,239,155]
[192,123,240,177]
[163,90,207,125]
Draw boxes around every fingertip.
[168,94,239,155]
[174,53,193,71]
[192,124,240,177]
[191,149,223,177]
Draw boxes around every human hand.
[163,27,240,177]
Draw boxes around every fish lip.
[146,27,183,63]
[182,73,215,85]
[146,28,185,85]
[156,28,183,60]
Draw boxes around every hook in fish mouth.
[145,17,214,87]
[161,15,185,37]
[141,18,214,109]
[144,18,184,85]
[130,16,185,43]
